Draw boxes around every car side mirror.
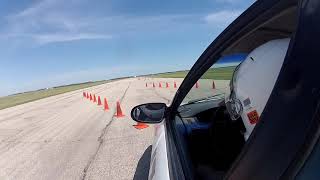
[131,103,167,123]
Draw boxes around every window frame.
[163,0,320,179]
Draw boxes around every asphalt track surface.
[0,78,228,180]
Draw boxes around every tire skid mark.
[0,82,111,121]
[0,82,112,157]
[0,91,79,119]
[8,105,104,178]
[2,101,107,178]
[152,88,171,104]
[5,112,106,178]
[0,81,126,178]
[81,81,132,180]
[0,101,86,155]
[0,85,109,167]
[0,83,116,151]
[0,97,99,162]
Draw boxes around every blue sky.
[0,0,253,96]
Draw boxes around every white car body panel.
[148,121,170,180]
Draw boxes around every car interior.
[173,4,298,180]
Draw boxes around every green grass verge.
[0,66,235,110]
[0,80,109,110]
[151,66,236,80]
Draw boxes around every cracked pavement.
[0,78,181,180]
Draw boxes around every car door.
[163,0,320,179]
[148,122,171,180]
[132,0,320,179]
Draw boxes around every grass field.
[151,66,236,80]
[0,66,235,110]
[0,80,109,110]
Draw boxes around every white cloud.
[32,33,112,44]
[214,0,254,5]
[0,0,214,46]
[215,0,243,4]
[11,0,55,18]
[204,10,242,28]
[2,0,111,45]
[1,0,245,47]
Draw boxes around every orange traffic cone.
[115,101,125,117]
[133,122,149,130]
[93,95,97,102]
[97,96,102,105]
[104,98,109,111]
[90,94,92,101]
[174,82,177,88]
[195,82,199,88]
[153,83,155,88]
[166,82,169,88]
[212,81,216,89]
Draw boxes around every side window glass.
[181,54,246,105]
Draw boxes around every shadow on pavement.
[133,145,152,180]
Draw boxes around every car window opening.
[176,5,297,180]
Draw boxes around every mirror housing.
[131,103,167,123]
